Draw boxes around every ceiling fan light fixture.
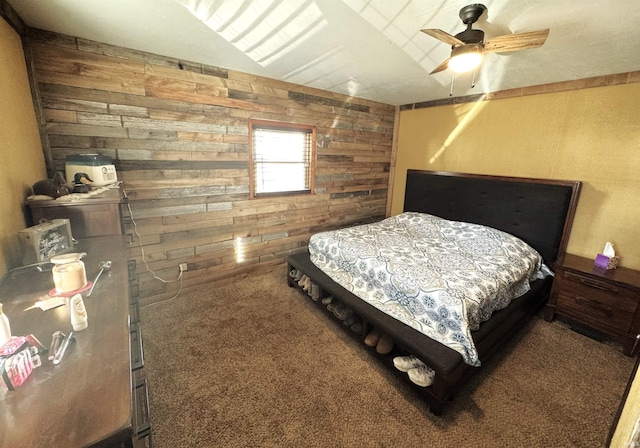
[448,44,483,73]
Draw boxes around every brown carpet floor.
[140,269,634,448]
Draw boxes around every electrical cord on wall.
[123,188,184,306]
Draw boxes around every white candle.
[53,261,87,293]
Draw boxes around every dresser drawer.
[556,271,638,331]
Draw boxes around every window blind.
[251,125,313,196]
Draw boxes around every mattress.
[308,212,552,366]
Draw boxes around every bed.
[286,169,581,415]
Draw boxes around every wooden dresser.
[0,235,150,447]
[544,253,640,355]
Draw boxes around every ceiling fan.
[422,3,550,75]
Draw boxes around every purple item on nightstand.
[594,253,610,269]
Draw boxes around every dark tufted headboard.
[403,170,581,264]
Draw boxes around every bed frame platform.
[287,169,581,415]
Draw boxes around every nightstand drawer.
[556,274,638,330]
[563,271,623,294]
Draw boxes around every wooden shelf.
[28,186,124,238]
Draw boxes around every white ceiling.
[8,0,640,106]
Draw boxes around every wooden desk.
[0,236,147,447]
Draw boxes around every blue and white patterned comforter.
[308,212,552,367]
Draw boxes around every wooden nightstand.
[544,253,640,355]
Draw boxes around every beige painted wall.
[0,17,46,277]
[392,83,640,270]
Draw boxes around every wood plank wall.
[24,29,395,301]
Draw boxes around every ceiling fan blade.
[430,58,451,75]
[421,29,465,46]
[484,29,550,53]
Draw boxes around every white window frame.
[249,119,316,199]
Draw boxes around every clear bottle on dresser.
[0,303,11,346]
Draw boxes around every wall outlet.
[179,263,188,272]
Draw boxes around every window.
[249,119,316,198]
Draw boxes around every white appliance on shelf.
[65,154,117,186]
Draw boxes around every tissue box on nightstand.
[594,254,619,270]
